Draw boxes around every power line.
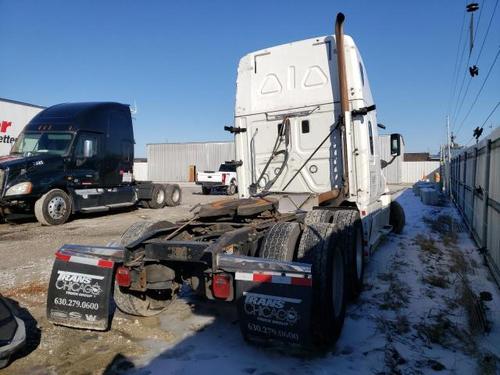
[479,100,500,129]
[454,0,500,126]
[450,0,486,126]
[455,47,500,137]
[474,0,499,65]
[447,8,468,114]
[462,100,500,144]
[452,0,499,127]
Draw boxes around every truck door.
[71,132,102,186]
[101,110,134,187]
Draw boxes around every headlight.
[5,182,33,196]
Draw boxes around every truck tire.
[390,201,405,234]
[34,189,72,226]
[329,210,364,299]
[147,184,166,209]
[165,184,182,206]
[202,186,211,195]
[259,222,301,261]
[114,283,175,317]
[297,223,346,346]
[304,209,335,225]
[227,181,237,196]
[114,221,177,316]
[120,220,175,247]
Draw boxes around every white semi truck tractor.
[46,13,405,349]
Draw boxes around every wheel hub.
[172,189,180,202]
[156,190,165,204]
[47,196,66,220]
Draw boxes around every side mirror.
[390,134,401,156]
[83,139,94,158]
[377,123,386,129]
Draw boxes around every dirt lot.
[1,187,499,375]
[0,185,221,374]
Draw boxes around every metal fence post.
[471,147,477,237]
[463,152,467,220]
[482,140,492,250]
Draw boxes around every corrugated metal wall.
[445,127,500,285]
[378,135,404,183]
[401,161,440,183]
[378,134,441,184]
[133,161,148,181]
[147,142,235,182]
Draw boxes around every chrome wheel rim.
[156,189,165,204]
[172,189,180,202]
[47,196,66,220]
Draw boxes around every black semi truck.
[0,102,181,225]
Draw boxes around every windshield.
[11,132,74,156]
[219,163,236,172]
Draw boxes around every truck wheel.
[304,209,335,225]
[297,223,346,346]
[165,184,182,206]
[34,189,72,226]
[227,180,237,195]
[147,184,166,209]
[390,201,405,234]
[329,210,364,299]
[202,186,211,195]
[259,222,301,261]
[120,220,175,247]
[115,222,178,316]
[114,284,175,317]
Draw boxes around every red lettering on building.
[1,121,12,133]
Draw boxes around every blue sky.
[1,0,499,156]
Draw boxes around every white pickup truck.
[196,162,238,195]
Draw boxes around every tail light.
[116,266,131,287]
[222,173,227,184]
[212,274,231,299]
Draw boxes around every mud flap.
[46,245,124,331]
[235,271,313,347]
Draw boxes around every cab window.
[75,132,100,158]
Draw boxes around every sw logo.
[1,121,12,133]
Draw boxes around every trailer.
[46,13,406,348]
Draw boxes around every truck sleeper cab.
[46,14,405,349]
[0,102,181,225]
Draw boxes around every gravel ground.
[0,185,221,374]
[3,185,497,375]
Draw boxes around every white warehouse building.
[0,98,45,156]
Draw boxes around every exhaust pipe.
[335,12,350,196]
[335,13,349,114]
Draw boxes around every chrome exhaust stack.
[335,12,349,114]
[335,12,350,196]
